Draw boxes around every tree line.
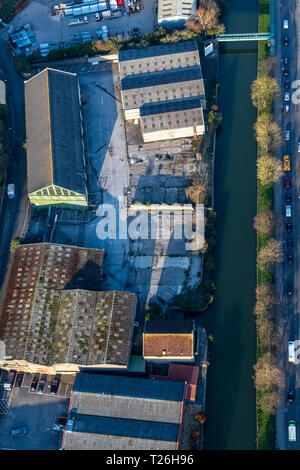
[252,58,284,416]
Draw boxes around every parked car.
[288,420,296,442]
[289,341,296,362]
[284,36,289,46]
[95,12,100,21]
[287,238,293,249]
[37,374,47,394]
[283,67,289,76]
[283,19,289,29]
[286,130,291,141]
[286,205,292,217]
[285,103,290,112]
[284,80,290,90]
[285,177,291,189]
[284,155,290,171]
[286,193,292,203]
[50,375,61,395]
[10,427,28,438]
[287,254,294,266]
[298,141,300,153]
[15,372,24,388]
[284,57,289,65]
[83,16,89,23]
[4,370,16,391]
[288,390,295,402]
[286,222,293,232]
[7,183,15,199]
[285,91,290,101]
[30,373,39,392]
[287,284,294,295]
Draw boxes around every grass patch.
[255,0,277,451]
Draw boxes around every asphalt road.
[274,0,300,450]
[0,38,26,290]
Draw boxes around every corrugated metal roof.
[121,66,202,90]
[140,96,203,116]
[74,372,185,402]
[70,414,180,442]
[119,40,198,62]
[62,373,185,449]
[25,68,86,195]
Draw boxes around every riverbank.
[256,0,276,451]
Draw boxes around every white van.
[288,341,295,363]
[284,19,289,29]
[288,420,296,442]
[7,183,15,199]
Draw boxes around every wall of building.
[142,123,205,142]
[124,108,140,121]
[157,17,188,29]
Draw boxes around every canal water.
[198,0,258,449]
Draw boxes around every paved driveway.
[0,386,69,449]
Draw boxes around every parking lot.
[6,0,157,47]
[0,370,73,449]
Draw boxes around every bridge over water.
[216,32,271,42]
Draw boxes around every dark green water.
[198,0,258,450]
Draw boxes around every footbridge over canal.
[216,32,271,42]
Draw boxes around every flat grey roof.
[63,431,178,450]
[70,414,180,442]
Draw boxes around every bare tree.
[254,113,282,154]
[194,412,207,424]
[257,238,283,271]
[186,181,207,205]
[258,321,282,354]
[251,74,279,109]
[257,155,283,186]
[254,210,276,236]
[253,352,284,392]
[186,0,225,35]
[254,283,278,318]
[261,56,277,77]
[257,390,280,415]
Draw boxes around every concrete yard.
[49,63,206,316]
[5,0,157,46]
[0,384,69,450]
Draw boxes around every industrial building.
[143,320,195,363]
[150,363,200,402]
[157,0,197,29]
[118,41,206,142]
[25,68,88,208]
[61,373,187,449]
[0,244,137,373]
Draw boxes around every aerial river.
[198,0,259,449]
